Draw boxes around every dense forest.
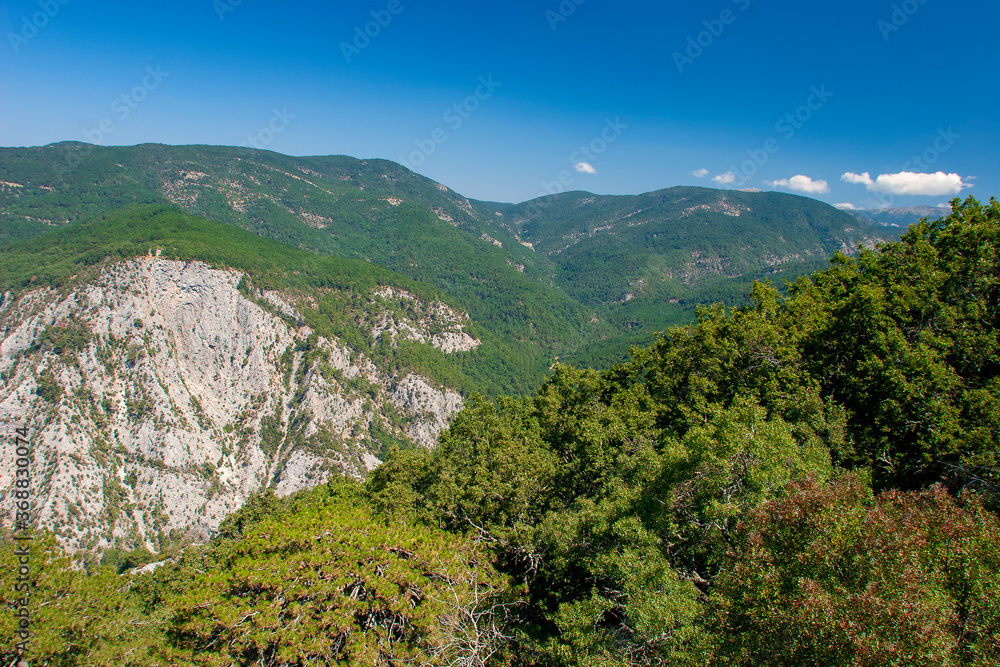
[3,196,998,665]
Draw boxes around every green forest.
[2,196,998,665]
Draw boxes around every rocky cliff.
[0,255,474,553]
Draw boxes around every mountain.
[0,143,606,394]
[0,206,483,551]
[480,187,898,364]
[847,205,953,228]
[0,143,898,371]
[0,143,903,552]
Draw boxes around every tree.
[707,476,1000,666]
[163,486,516,666]
[0,531,165,666]
[790,197,1000,491]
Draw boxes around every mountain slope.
[480,187,898,364]
[0,207,481,552]
[0,143,600,392]
[0,143,897,372]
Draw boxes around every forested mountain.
[0,143,896,373]
[0,206,485,551]
[0,143,599,394]
[3,197,996,667]
[487,187,895,363]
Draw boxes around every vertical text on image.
[11,423,33,659]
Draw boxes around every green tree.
[789,197,1000,491]
[163,486,516,666]
[0,531,165,666]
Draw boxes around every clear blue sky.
[1,0,997,208]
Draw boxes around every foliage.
[788,196,1000,490]
[161,480,516,666]
[367,364,833,664]
[0,531,165,666]
[707,475,1000,666]
[3,178,997,666]
[365,197,1000,665]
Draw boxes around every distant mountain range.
[847,205,953,228]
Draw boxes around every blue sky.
[0,0,997,208]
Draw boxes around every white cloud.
[574,162,597,174]
[766,175,830,194]
[841,172,875,186]
[692,168,709,178]
[841,171,968,196]
[834,202,857,210]
[874,172,966,196]
[712,171,736,185]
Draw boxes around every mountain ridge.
[0,142,898,370]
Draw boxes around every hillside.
[0,206,485,551]
[0,143,896,371]
[4,196,996,667]
[0,143,600,393]
[481,187,898,363]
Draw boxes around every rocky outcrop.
[0,257,471,554]
[369,287,480,353]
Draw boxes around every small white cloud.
[692,168,709,178]
[842,172,875,186]
[842,171,968,196]
[766,175,830,194]
[712,171,736,185]
[574,162,597,174]
[834,202,857,210]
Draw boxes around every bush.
[707,476,1000,666]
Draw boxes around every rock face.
[0,257,473,553]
